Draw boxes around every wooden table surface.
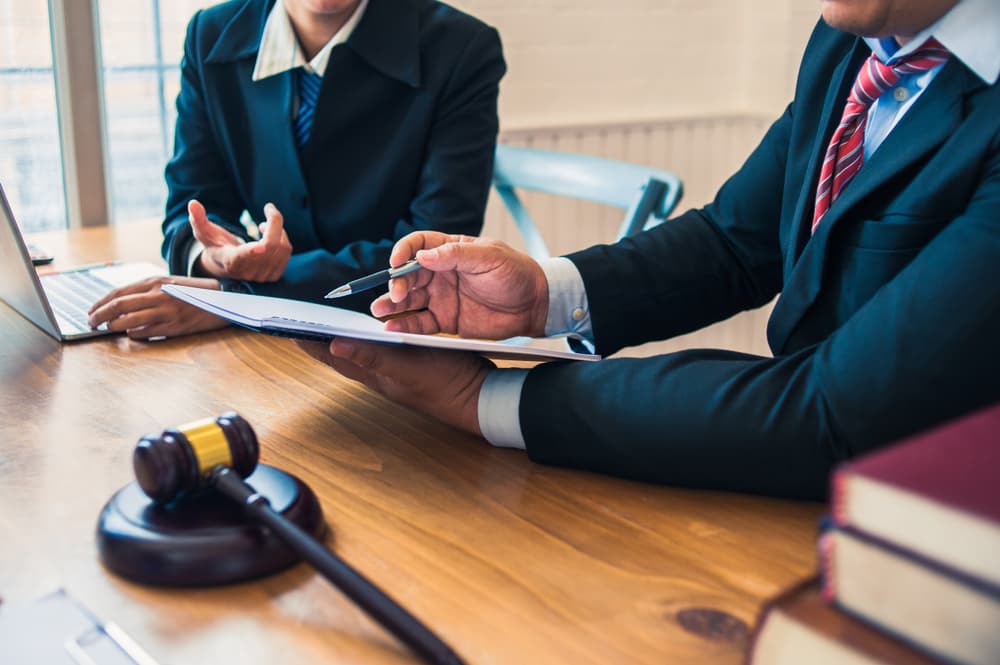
[0,222,824,664]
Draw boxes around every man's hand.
[297,338,494,436]
[87,275,230,340]
[371,231,549,340]
[190,199,292,282]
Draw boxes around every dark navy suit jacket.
[162,0,505,309]
[519,21,1000,499]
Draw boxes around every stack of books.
[748,403,1000,665]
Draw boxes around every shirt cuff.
[539,256,594,349]
[186,239,206,276]
[478,368,529,450]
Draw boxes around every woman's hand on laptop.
[189,199,292,282]
[87,276,230,340]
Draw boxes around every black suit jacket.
[519,21,1000,499]
[162,0,505,309]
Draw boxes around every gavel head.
[133,412,259,504]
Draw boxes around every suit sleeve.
[244,26,506,309]
[161,10,251,275]
[520,142,1000,499]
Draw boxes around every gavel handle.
[211,467,464,665]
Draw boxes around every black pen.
[324,259,423,299]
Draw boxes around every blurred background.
[1,0,208,231]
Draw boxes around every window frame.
[48,0,112,228]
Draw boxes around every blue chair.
[492,144,683,259]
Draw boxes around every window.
[99,0,215,225]
[0,0,216,232]
[0,0,67,232]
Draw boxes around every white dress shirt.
[478,0,1000,450]
[186,0,369,274]
[861,0,999,157]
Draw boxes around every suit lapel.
[244,66,296,169]
[782,38,868,275]
[768,40,866,351]
[203,0,321,247]
[241,67,321,246]
[301,47,352,160]
[770,57,975,353]
[304,0,422,157]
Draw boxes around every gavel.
[133,412,463,665]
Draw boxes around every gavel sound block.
[97,413,465,665]
[96,413,325,586]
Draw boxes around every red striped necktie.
[811,38,950,233]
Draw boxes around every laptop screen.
[0,183,62,339]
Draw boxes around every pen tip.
[325,286,350,299]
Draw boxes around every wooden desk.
[0,223,824,664]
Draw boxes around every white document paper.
[162,284,600,362]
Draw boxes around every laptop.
[0,182,164,341]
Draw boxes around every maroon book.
[831,401,1000,589]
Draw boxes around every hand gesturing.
[189,199,292,282]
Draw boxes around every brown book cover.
[746,576,942,665]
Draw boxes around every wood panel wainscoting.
[486,114,777,360]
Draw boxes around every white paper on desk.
[162,284,600,362]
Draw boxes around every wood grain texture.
[0,223,824,664]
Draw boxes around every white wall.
[740,1,828,115]
[452,0,821,129]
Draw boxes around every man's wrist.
[459,361,494,437]
[530,262,550,337]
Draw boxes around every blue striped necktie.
[294,69,323,149]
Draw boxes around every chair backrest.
[492,144,683,259]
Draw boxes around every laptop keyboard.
[41,270,114,335]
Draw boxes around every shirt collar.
[863,0,999,85]
[251,0,369,81]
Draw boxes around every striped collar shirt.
[251,0,369,81]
